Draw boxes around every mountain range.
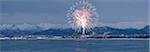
[0,24,149,35]
[32,25,149,35]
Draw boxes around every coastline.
[0,38,149,41]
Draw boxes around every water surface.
[0,40,149,52]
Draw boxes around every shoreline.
[0,38,149,41]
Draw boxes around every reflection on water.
[0,40,149,52]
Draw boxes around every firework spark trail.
[67,0,98,34]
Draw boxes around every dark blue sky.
[1,0,149,24]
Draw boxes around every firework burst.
[67,0,98,34]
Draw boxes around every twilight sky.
[1,0,149,25]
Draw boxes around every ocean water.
[0,40,149,52]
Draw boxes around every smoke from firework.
[67,0,98,34]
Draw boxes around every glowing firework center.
[67,0,98,34]
[73,8,92,34]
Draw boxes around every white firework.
[67,0,98,34]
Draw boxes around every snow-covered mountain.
[0,23,149,35]
[0,23,70,35]
[0,21,148,30]
[0,23,69,31]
